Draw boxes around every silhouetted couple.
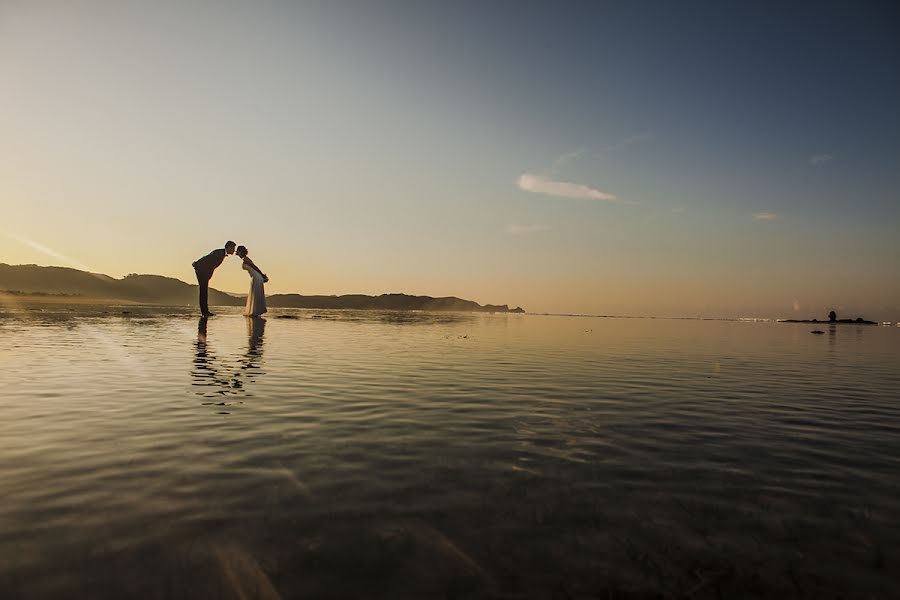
[193,241,268,317]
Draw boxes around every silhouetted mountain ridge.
[0,264,524,313]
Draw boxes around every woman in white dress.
[236,245,268,317]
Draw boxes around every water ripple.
[1,309,898,597]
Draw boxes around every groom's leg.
[196,270,210,315]
[199,281,209,315]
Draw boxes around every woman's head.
[236,245,248,258]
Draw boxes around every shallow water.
[1,306,898,598]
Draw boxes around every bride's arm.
[243,257,268,281]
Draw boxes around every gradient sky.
[2,1,898,318]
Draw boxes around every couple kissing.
[192,241,268,318]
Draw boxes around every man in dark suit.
[192,241,236,316]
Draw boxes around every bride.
[236,245,268,317]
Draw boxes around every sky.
[2,0,899,319]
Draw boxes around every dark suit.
[192,248,227,315]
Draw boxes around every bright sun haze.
[1,1,898,319]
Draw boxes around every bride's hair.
[236,245,248,257]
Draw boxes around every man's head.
[225,241,237,255]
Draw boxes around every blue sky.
[1,1,898,317]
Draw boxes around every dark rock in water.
[783,316,877,325]
[275,315,299,319]
[811,330,825,334]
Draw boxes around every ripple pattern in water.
[1,307,899,598]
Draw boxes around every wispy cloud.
[525,134,647,204]
[647,206,686,219]
[3,231,92,271]
[809,154,834,166]
[507,224,548,236]
[596,132,652,153]
[549,148,589,174]
[547,134,651,174]
[753,212,777,221]
[516,173,621,203]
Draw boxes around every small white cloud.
[517,173,620,202]
[507,224,548,236]
[809,154,834,166]
[753,212,777,221]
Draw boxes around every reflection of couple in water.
[194,316,267,398]
[193,241,269,317]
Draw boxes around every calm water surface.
[1,306,898,598]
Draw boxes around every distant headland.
[0,264,525,313]
[781,310,876,325]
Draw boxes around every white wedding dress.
[243,261,267,317]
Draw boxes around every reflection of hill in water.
[299,310,477,326]
[1,264,523,313]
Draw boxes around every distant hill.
[0,264,239,306]
[0,264,525,313]
[266,293,520,312]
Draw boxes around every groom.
[192,241,236,316]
